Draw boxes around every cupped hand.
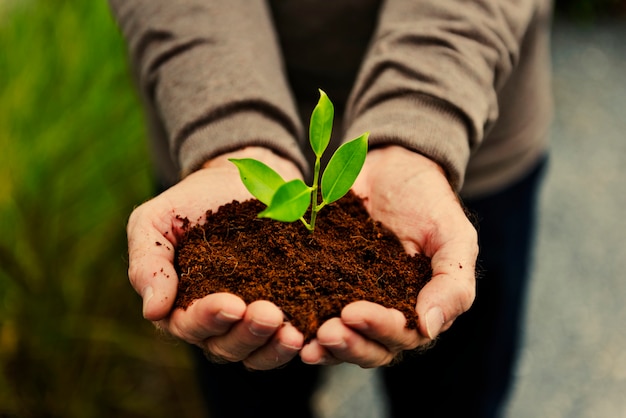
[126,147,306,370]
[300,145,478,368]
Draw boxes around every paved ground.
[505,17,626,418]
[314,17,626,418]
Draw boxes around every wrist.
[202,147,303,180]
[366,145,446,178]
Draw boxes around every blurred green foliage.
[0,0,204,416]
[2,0,621,416]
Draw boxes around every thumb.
[126,202,181,321]
[416,238,477,339]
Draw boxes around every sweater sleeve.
[108,0,308,178]
[343,0,546,190]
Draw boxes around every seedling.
[230,89,369,232]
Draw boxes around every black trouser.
[189,158,547,418]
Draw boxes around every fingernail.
[425,307,444,339]
[320,339,347,350]
[142,286,154,318]
[216,310,243,324]
[342,319,367,331]
[249,319,279,337]
[302,355,330,366]
[278,341,302,352]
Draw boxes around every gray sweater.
[109,0,553,198]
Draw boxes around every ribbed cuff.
[177,110,309,178]
[343,95,471,191]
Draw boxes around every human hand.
[299,145,478,367]
[126,147,306,370]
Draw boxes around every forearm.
[108,0,308,177]
[202,146,303,182]
[344,0,549,191]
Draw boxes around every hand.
[299,145,478,367]
[126,147,306,370]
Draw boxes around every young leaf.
[229,158,285,205]
[259,179,311,222]
[321,132,369,204]
[309,89,334,158]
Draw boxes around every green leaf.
[259,179,312,222]
[309,89,334,158]
[321,132,369,204]
[229,158,285,205]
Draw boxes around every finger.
[300,338,342,366]
[127,203,182,321]
[164,293,246,344]
[341,301,426,349]
[416,238,477,339]
[204,300,284,363]
[243,323,304,370]
[313,317,394,368]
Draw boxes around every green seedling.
[230,89,369,232]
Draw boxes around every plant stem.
[300,217,313,231]
[309,156,322,232]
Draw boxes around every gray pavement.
[315,17,626,418]
[505,17,626,418]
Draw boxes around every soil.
[173,191,432,342]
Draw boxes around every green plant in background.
[0,1,204,416]
[231,90,369,232]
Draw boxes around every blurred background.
[0,1,624,417]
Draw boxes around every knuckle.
[167,320,187,341]
[244,350,286,371]
[127,262,141,284]
[126,205,144,233]
[362,352,395,369]
[207,341,244,363]
[456,280,476,314]
[167,316,203,344]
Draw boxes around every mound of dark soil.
[173,192,432,342]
